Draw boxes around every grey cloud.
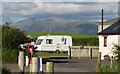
[1,2,118,23]
[2,2,37,11]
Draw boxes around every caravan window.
[46,39,53,44]
[62,38,66,44]
[62,38,64,42]
[36,39,43,45]
[64,38,66,44]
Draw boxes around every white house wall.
[98,25,111,32]
[99,35,119,60]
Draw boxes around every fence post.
[68,46,71,59]
[46,62,54,73]
[31,57,38,73]
[98,52,101,63]
[90,48,92,59]
[79,47,81,59]
[96,52,102,72]
[18,51,24,72]
[110,56,113,68]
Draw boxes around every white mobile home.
[34,35,72,52]
[98,19,120,60]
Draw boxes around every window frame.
[103,37,107,47]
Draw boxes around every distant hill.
[11,17,98,35]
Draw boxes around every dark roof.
[98,20,120,35]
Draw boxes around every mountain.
[11,17,98,35]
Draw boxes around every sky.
[1,0,120,23]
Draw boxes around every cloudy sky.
[1,0,120,23]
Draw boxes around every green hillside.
[26,32,97,38]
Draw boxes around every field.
[26,32,97,38]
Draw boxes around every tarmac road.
[2,58,111,73]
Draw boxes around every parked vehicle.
[34,35,72,52]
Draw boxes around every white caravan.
[35,35,72,52]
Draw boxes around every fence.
[70,46,99,59]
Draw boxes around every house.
[98,18,120,60]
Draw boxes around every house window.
[104,37,107,47]
[46,39,53,44]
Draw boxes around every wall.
[71,46,99,58]
[99,35,119,60]
[98,25,110,32]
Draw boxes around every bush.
[2,67,11,74]
[72,37,99,46]
[2,48,18,63]
[113,44,120,72]
[101,65,118,72]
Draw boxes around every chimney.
[101,9,104,31]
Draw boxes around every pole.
[101,9,104,31]
[30,52,33,73]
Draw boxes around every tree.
[2,23,26,49]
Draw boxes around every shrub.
[2,48,18,63]
[113,44,120,72]
[2,23,26,50]
[2,67,11,74]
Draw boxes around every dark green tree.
[2,23,26,49]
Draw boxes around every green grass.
[34,51,68,58]
[26,32,97,38]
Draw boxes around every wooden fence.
[70,46,99,59]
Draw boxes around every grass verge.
[34,51,68,58]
